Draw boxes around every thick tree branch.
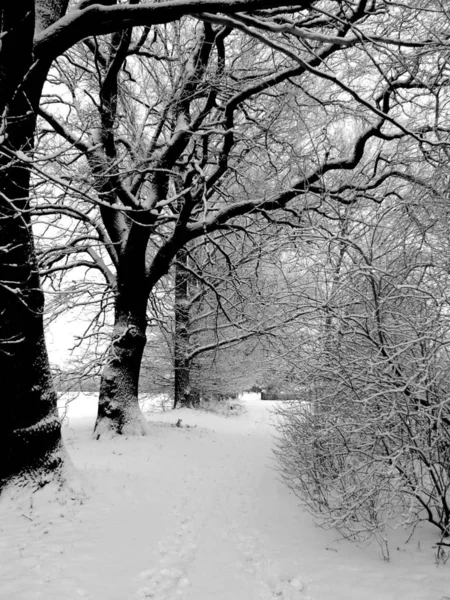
[34,1,315,61]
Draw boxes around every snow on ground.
[1,394,449,600]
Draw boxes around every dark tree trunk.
[94,248,149,437]
[0,200,66,489]
[0,2,69,492]
[174,354,193,408]
[173,247,197,408]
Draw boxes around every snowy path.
[1,396,449,599]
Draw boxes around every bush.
[274,202,450,557]
[275,376,450,557]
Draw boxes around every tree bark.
[94,314,148,437]
[0,197,66,490]
[0,2,70,492]
[173,247,197,408]
[94,249,149,437]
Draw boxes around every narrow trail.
[134,400,307,600]
[1,396,449,599]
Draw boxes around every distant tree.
[171,222,307,406]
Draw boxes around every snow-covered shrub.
[275,370,450,554]
[274,201,450,553]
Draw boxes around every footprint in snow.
[229,525,309,599]
[136,566,190,599]
[267,575,311,600]
[135,516,198,599]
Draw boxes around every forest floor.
[1,394,449,600]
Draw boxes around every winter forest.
[2,1,450,598]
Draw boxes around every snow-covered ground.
[1,394,449,599]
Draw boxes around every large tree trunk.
[0,200,66,490]
[0,2,69,492]
[94,258,149,437]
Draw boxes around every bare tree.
[0,0,323,489]
[0,1,71,492]
[36,1,415,437]
[171,221,308,406]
